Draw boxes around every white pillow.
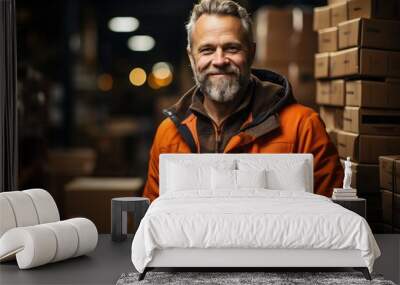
[236,169,267,189]
[166,159,236,192]
[238,159,308,191]
[211,169,267,190]
[266,161,307,191]
[167,162,211,191]
[211,168,236,190]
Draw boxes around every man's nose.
[212,48,228,67]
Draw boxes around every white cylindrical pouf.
[65,218,98,257]
[0,226,57,269]
[0,195,17,237]
[42,221,79,262]
[23,189,60,223]
[1,192,39,227]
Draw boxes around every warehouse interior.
[12,0,400,235]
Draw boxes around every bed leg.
[138,268,148,281]
[354,267,371,280]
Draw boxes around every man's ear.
[187,47,195,70]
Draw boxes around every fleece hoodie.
[143,69,344,201]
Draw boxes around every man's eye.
[226,47,240,53]
[200,48,214,55]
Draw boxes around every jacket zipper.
[213,122,225,153]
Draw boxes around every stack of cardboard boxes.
[254,7,317,109]
[314,0,400,232]
[379,155,400,233]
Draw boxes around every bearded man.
[142,0,344,202]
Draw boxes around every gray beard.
[193,67,250,103]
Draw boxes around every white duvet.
[131,190,380,273]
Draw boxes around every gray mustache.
[205,66,239,76]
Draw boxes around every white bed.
[131,154,380,280]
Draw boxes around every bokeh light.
[129,67,147,86]
[148,71,173,89]
[148,73,161,89]
[97,73,113,91]
[108,17,139,32]
[127,35,155,52]
[152,62,172,80]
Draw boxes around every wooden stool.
[111,197,149,241]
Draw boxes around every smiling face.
[188,14,255,103]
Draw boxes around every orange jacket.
[143,70,344,202]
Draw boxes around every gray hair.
[186,0,253,50]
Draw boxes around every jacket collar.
[188,81,254,123]
[163,68,296,140]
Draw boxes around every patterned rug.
[116,271,396,285]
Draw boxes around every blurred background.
[16,0,325,232]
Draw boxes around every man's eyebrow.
[223,42,242,47]
[197,41,243,51]
[197,43,214,51]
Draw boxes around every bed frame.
[138,154,371,281]
[139,248,371,280]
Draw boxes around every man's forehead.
[191,14,246,47]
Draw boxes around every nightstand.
[111,197,150,241]
[331,198,366,218]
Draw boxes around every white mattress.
[131,190,380,273]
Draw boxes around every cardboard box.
[381,189,392,224]
[316,80,345,106]
[330,80,345,106]
[316,81,331,105]
[290,9,317,63]
[329,48,357,78]
[253,62,290,78]
[314,6,331,31]
[348,0,398,20]
[345,80,400,108]
[318,27,338,53]
[338,18,400,50]
[64,177,144,233]
[320,106,343,130]
[379,155,400,193]
[381,189,400,228]
[340,159,379,193]
[328,0,347,5]
[254,8,293,64]
[330,48,400,78]
[331,1,348,26]
[255,8,316,65]
[315,53,330,78]
[326,128,338,145]
[288,63,316,109]
[337,130,400,163]
[343,107,400,136]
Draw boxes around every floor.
[373,235,400,284]
[0,234,399,285]
[0,235,134,285]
